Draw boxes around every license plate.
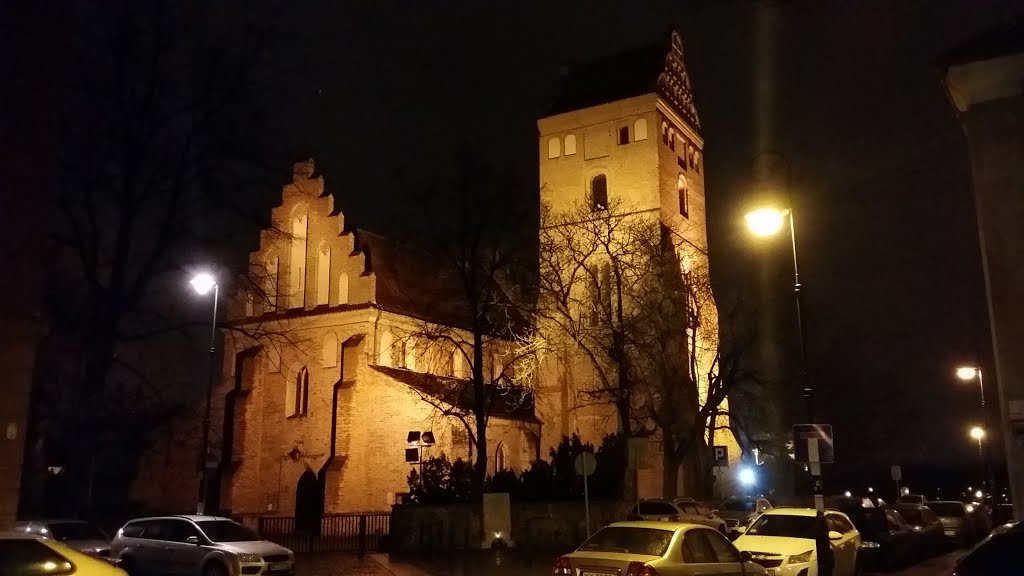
[581,572,615,576]
[944,529,957,536]
[268,562,290,572]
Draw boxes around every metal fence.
[258,513,389,554]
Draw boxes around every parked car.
[628,498,689,522]
[553,521,767,576]
[716,496,773,537]
[898,493,927,506]
[893,503,944,556]
[110,515,294,576]
[733,507,862,576]
[672,498,729,533]
[950,521,1024,575]
[15,519,111,559]
[992,504,1014,529]
[1,533,126,576]
[843,507,916,571]
[925,501,976,547]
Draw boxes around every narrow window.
[244,292,254,317]
[290,214,308,309]
[668,129,676,151]
[295,367,309,416]
[547,137,561,159]
[495,443,506,472]
[678,174,690,219]
[267,345,281,373]
[661,122,668,144]
[564,134,577,155]
[678,156,687,170]
[634,118,648,141]
[590,174,608,211]
[322,332,338,368]
[315,243,330,306]
[338,272,349,305]
[404,338,417,371]
[264,256,279,312]
[618,126,629,145]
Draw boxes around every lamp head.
[190,272,217,295]
[970,426,985,441]
[744,208,788,237]
[956,366,979,381]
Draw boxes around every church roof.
[371,365,538,423]
[354,229,530,335]
[547,29,701,130]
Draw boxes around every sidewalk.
[370,550,559,576]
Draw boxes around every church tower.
[537,30,739,498]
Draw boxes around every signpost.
[793,424,833,513]
[891,465,902,499]
[713,445,729,467]
[574,451,597,538]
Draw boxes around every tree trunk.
[662,441,681,499]
[471,330,487,496]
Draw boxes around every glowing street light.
[744,208,788,237]
[956,366,979,381]
[738,467,756,488]
[970,426,985,441]
[190,272,220,515]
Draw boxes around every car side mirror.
[740,550,753,563]
[186,536,200,545]
[828,531,843,541]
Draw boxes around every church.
[132,29,740,522]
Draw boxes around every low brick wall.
[390,499,632,553]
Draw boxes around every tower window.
[661,122,668,144]
[564,134,577,156]
[547,137,561,159]
[668,130,676,151]
[634,118,648,141]
[495,442,506,472]
[678,174,689,219]
[618,126,630,145]
[288,367,309,417]
[590,174,608,211]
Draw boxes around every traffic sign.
[891,465,902,481]
[713,445,729,467]
[574,451,597,476]
[793,424,834,463]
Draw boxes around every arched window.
[590,174,608,211]
[338,272,350,305]
[547,137,561,159]
[379,330,393,367]
[495,442,506,472]
[267,345,281,373]
[244,291,254,317]
[322,332,338,368]
[678,174,690,218]
[634,118,648,141]
[290,213,308,309]
[453,346,467,378]
[315,243,330,306]
[404,338,417,371]
[564,134,577,155]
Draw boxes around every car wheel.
[202,561,228,576]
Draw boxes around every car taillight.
[553,556,571,575]
[626,561,659,576]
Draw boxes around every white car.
[672,498,729,534]
[733,507,861,576]
[554,521,767,576]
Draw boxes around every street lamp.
[190,272,219,515]
[969,426,986,496]
[958,367,994,499]
[745,207,811,421]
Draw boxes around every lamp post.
[746,205,831,576]
[190,272,219,515]
[969,426,986,496]
[958,366,995,501]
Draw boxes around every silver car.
[15,519,111,560]
[110,515,294,576]
[553,521,767,576]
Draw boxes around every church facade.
[132,29,740,521]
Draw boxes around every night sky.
[10,0,1022,493]
[273,0,1019,478]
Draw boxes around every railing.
[258,513,389,554]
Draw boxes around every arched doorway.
[294,469,322,536]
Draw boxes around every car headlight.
[236,553,262,563]
[788,550,814,564]
[862,542,881,549]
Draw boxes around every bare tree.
[34,0,304,514]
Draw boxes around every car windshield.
[195,521,261,542]
[577,527,673,556]
[927,502,965,517]
[48,522,106,541]
[746,515,818,539]
[720,498,756,512]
